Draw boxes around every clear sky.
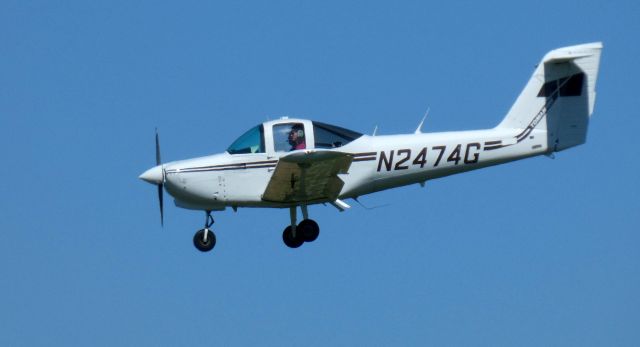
[1,1,639,346]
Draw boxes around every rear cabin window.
[313,121,362,149]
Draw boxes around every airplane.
[139,42,602,253]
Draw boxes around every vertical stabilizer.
[497,42,602,152]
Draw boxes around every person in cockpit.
[288,124,306,151]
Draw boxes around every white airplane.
[140,42,602,252]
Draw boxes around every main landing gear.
[193,210,216,252]
[192,207,320,252]
[282,205,320,249]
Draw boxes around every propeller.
[139,129,166,226]
[156,129,164,226]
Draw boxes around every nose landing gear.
[193,211,216,252]
[282,205,320,249]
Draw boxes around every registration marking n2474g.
[376,143,481,172]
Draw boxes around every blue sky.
[1,1,639,345]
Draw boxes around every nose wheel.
[193,211,216,252]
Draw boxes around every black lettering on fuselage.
[447,144,462,165]
[432,146,447,167]
[394,149,411,170]
[413,147,427,168]
[377,150,394,171]
[464,143,481,164]
[377,143,482,171]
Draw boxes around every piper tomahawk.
[140,42,602,252]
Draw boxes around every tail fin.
[497,42,603,152]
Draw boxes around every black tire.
[298,219,320,242]
[193,229,216,252]
[282,226,304,248]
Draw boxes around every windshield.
[313,121,362,148]
[227,125,265,154]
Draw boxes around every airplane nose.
[139,165,164,185]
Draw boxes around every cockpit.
[226,119,363,155]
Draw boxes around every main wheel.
[193,229,216,252]
[282,226,304,248]
[298,219,320,242]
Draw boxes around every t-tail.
[497,42,603,152]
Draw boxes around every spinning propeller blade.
[155,129,161,166]
[155,128,164,226]
[158,182,164,226]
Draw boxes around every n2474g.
[376,143,481,172]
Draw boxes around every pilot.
[288,124,306,151]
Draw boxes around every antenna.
[414,107,430,134]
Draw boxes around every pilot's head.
[288,124,305,146]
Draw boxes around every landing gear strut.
[194,210,216,252]
[282,205,320,249]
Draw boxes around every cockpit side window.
[227,125,265,154]
[313,121,363,149]
[273,123,306,152]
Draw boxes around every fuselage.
[155,119,549,211]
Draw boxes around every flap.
[262,150,353,203]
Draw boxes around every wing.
[262,150,353,204]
